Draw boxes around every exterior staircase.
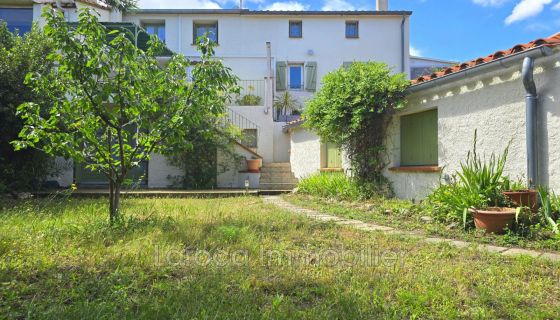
[259,162,298,190]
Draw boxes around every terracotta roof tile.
[411,32,560,85]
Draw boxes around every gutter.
[407,46,554,94]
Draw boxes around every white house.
[0,0,412,190]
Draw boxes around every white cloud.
[553,1,560,9]
[410,46,423,57]
[505,0,553,25]
[263,1,309,10]
[138,0,221,9]
[322,0,356,11]
[472,0,509,6]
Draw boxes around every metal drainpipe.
[522,56,538,188]
[401,15,406,73]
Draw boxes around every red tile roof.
[411,32,560,85]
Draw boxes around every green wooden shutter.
[400,109,438,166]
[342,61,353,70]
[276,61,286,91]
[305,61,317,92]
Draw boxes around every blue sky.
[138,0,560,62]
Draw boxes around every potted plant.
[459,131,516,234]
[502,177,538,212]
[246,156,261,172]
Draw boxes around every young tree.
[0,23,55,193]
[14,8,238,222]
[304,62,409,195]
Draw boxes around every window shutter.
[276,61,287,91]
[342,61,353,70]
[400,109,438,166]
[305,61,317,92]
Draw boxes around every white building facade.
[0,0,411,189]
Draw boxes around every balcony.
[229,80,266,106]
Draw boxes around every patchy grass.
[285,194,560,252]
[1,196,559,319]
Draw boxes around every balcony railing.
[229,80,266,106]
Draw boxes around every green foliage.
[304,62,409,194]
[426,131,510,223]
[237,94,262,106]
[0,23,56,192]
[537,187,560,234]
[13,8,238,221]
[297,172,365,201]
[103,0,138,13]
[274,91,300,118]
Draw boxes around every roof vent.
[376,0,388,11]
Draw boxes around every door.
[325,142,342,168]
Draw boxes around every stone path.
[262,196,560,263]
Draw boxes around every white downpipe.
[265,42,273,115]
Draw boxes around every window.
[144,23,165,42]
[289,21,302,38]
[345,21,359,38]
[241,129,258,148]
[288,64,303,90]
[193,21,218,44]
[0,8,33,34]
[400,109,438,166]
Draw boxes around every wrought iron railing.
[229,80,266,106]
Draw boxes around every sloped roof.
[411,32,560,85]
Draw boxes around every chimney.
[376,0,388,11]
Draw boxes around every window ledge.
[388,166,441,173]
[320,168,343,172]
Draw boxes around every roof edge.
[407,45,556,94]
[128,9,412,16]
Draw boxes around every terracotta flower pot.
[469,207,516,234]
[246,159,260,172]
[503,189,538,212]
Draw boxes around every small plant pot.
[469,207,516,234]
[503,189,538,212]
[246,159,260,172]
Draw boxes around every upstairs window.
[400,109,438,166]
[144,23,165,42]
[194,21,218,44]
[288,64,303,90]
[345,21,359,38]
[289,21,302,38]
[0,8,33,34]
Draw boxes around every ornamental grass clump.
[426,131,510,224]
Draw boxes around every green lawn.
[285,194,560,252]
[1,196,559,319]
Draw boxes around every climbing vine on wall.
[304,62,409,195]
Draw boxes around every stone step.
[260,167,295,173]
[259,182,297,190]
[261,162,291,168]
[259,172,297,179]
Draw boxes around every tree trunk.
[108,180,122,223]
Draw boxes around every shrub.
[304,62,409,194]
[297,172,366,201]
[237,94,261,106]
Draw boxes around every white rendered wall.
[385,50,560,199]
[289,127,321,179]
[147,153,183,188]
[123,13,410,82]
[273,122,291,162]
[229,105,274,162]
